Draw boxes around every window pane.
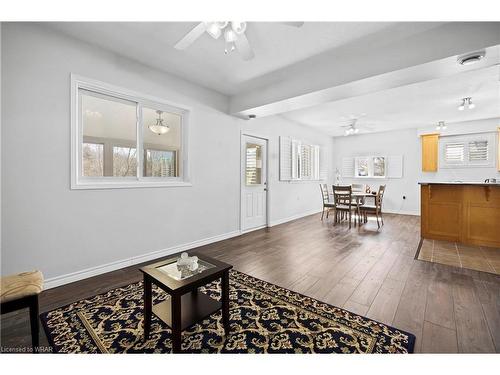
[142,107,181,177]
[373,157,386,177]
[82,142,104,176]
[81,89,137,177]
[113,147,137,176]
[246,143,262,185]
[145,149,176,177]
[300,145,312,179]
[356,157,369,177]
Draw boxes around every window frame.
[439,133,495,169]
[71,74,191,189]
[354,156,386,179]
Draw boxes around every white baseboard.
[43,208,419,290]
[384,209,420,216]
[43,230,241,290]
[269,209,323,227]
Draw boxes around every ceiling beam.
[230,22,500,119]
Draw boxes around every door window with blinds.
[72,76,190,189]
[245,143,263,185]
[440,133,495,168]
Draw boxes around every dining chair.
[351,183,365,192]
[319,184,335,220]
[360,185,386,228]
[332,185,360,228]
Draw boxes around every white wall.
[1,23,332,286]
[332,120,500,215]
[241,116,333,225]
[332,128,421,215]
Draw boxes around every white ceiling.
[46,22,500,138]
[45,21,427,95]
[281,64,500,136]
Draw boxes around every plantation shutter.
[279,136,292,181]
[445,143,465,163]
[468,140,488,162]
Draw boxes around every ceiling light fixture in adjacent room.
[148,110,170,135]
[458,97,475,111]
[436,121,447,131]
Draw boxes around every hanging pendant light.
[148,110,170,135]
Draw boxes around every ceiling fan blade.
[281,22,304,28]
[174,22,207,50]
[234,33,255,60]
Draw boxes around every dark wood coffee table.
[140,253,232,353]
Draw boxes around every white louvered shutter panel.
[445,143,465,163]
[387,155,403,178]
[341,157,354,177]
[468,140,488,162]
[279,136,292,181]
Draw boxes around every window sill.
[71,180,192,190]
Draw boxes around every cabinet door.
[421,134,439,172]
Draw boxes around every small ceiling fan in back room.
[340,115,375,136]
[174,22,304,61]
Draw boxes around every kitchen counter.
[420,183,500,248]
[419,181,500,186]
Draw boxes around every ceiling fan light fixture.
[467,98,475,109]
[206,22,222,39]
[215,21,228,29]
[458,98,465,111]
[231,22,247,34]
[224,29,237,43]
[224,41,236,54]
[436,121,447,131]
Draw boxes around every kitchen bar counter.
[419,181,499,186]
[420,183,500,248]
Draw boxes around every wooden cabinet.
[421,184,500,247]
[421,134,439,172]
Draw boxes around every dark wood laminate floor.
[1,213,499,353]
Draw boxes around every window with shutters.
[440,133,495,168]
[354,156,386,178]
[72,75,190,189]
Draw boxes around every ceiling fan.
[340,115,374,136]
[174,22,304,61]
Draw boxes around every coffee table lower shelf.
[152,291,222,331]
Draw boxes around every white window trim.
[439,132,495,169]
[71,74,191,189]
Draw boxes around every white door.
[241,135,268,231]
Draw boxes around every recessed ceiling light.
[457,50,486,66]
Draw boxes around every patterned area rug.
[41,270,415,353]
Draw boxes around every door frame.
[240,132,270,233]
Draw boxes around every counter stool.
[1,270,44,352]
